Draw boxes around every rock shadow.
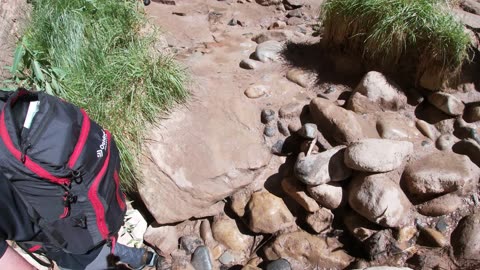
[281,41,364,88]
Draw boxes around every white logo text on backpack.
[96,130,108,158]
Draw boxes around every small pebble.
[271,140,285,155]
[264,125,277,137]
[298,123,317,139]
[266,258,292,270]
[244,85,267,99]
[228,19,237,26]
[240,59,258,70]
[218,251,235,265]
[436,134,455,151]
[261,109,276,124]
[436,217,448,233]
[191,246,213,270]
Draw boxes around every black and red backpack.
[0,88,126,256]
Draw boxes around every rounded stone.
[417,194,463,217]
[245,85,267,98]
[264,125,277,137]
[240,59,258,70]
[247,191,295,234]
[436,134,456,150]
[266,259,292,270]
[451,212,480,260]
[294,146,352,186]
[428,92,465,116]
[307,182,345,210]
[403,152,479,197]
[348,174,413,228]
[344,139,413,173]
[261,109,276,124]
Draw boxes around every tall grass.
[3,0,188,191]
[321,0,470,86]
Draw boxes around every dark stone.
[261,109,276,124]
[436,217,448,233]
[271,140,285,155]
[363,230,394,261]
[191,246,213,270]
[180,235,204,255]
[452,139,480,167]
[277,120,290,136]
[228,19,238,26]
[264,125,277,137]
[266,259,292,270]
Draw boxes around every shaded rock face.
[344,139,413,173]
[348,71,407,113]
[343,210,381,242]
[294,146,352,186]
[451,212,480,261]
[281,177,320,212]
[247,191,295,234]
[264,231,354,269]
[403,152,479,197]
[348,174,413,228]
[310,98,365,144]
[139,99,271,224]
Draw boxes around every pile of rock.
[143,69,480,270]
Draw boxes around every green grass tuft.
[3,0,188,191]
[321,0,470,85]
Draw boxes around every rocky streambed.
[133,1,480,270]
[143,70,480,270]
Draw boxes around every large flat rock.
[139,98,271,224]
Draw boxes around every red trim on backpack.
[28,245,42,253]
[113,170,126,211]
[0,111,71,186]
[68,109,91,168]
[87,130,112,240]
[9,89,28,106]
[109,236,117,254]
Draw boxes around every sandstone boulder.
[247,191,295,234]
[144,225,179,256]
[264,231,354,269]
[310,98,364,144]
[348,174,413,228]
[138,98,271,224]
[347,71,407,113]
[403,152,479,197]
[294,146,352,186]
[343,210,381,241]
[376,114,421,140]
[344,139,413,173]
